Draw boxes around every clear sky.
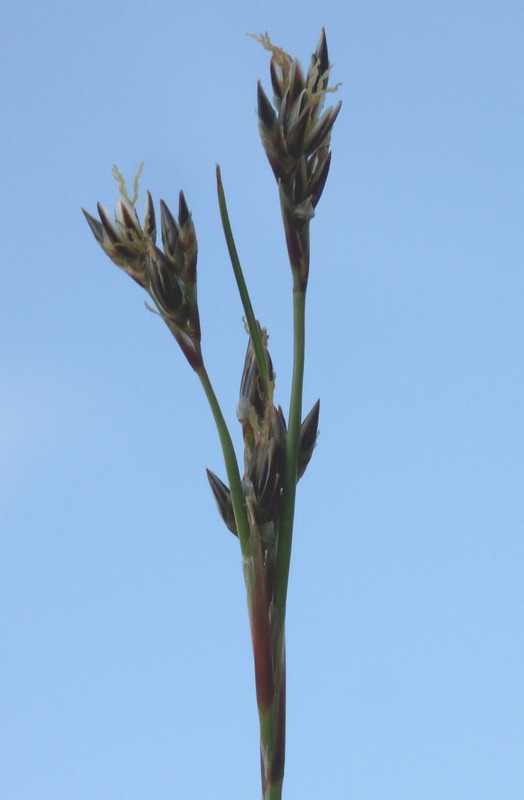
[2,0,523,798]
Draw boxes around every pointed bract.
[143,191,157,241]
[160,198,180,263]
[297,399,320,479]
[97,202,121,244]
[206,469,237,535]
[257,81,277,130]
[309,28,329,94]
[82,208,103,245]
[178,190,190,227]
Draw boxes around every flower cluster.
[83,172,202,369]
[82,31,339,797]
[208,327,319,561]
[253,29,341,287]
[82,188,155,287]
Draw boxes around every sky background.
[2,0,523,798]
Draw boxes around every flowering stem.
[216,165,271,399]
[274,282,307,641]
[264,779,283,800]
[198,362,282,798]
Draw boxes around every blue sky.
[2,0,523,797]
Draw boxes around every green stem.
[264,780,283,800]
[273,285,307,641]
[256,287,307,800]
[196,364,251,553]
[216,164,270,398]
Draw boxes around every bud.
[307,148,331,208]
[159,192,197,285]
[302,101,341,157]
[178,205,198,288]
[238,325,274,430]
[287,60,306,107]
[242,403,287,533]
[257,82,292,182]
[145,245,184,319]
[273,405,288,466]
[285,103,310,159]
[159,198,180,268]
[150,194,202,369]
[244,438,283,525]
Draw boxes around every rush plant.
[83,30,340,800]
